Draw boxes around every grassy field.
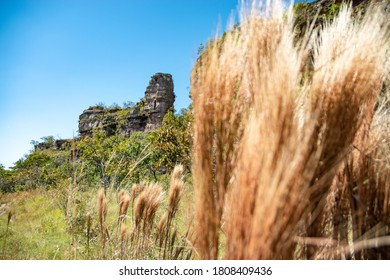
[0,167,194,259]
[0,190,71,259]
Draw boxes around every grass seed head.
[7,208,13,227]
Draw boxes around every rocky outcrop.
[78,73,174,137]
[35,139,73,151]
[78,107,122,137]
[144,73,175,130]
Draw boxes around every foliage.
[293,0,344,40]
[40,135,55,144]
[109,102,121,109]
[149,108,193,174]
[95,102,106,108]
[136,98,146,113]
[327,3,341,18]
[76,130,152,188]
[0,166,193,260]
[3,104,193,193]
[0,165,13,193]
[123,101,135,109]
[9,150,73,191]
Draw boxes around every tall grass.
[1,207,12,254]
[93,165,192,260]
[191,0,389,259]
[97,188,108,258]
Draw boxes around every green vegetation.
[0,107,193,259]
[0,165,193,259]
[0,190,71,259]
[0,103,193,258]
[0,165,13,193]
[0,106,192,194]
[292,0,376,39]
[149,108,193,173]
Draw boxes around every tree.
[149,107,193,173]
[0,164,13,192]
[40,136,55,144]
[123,101,135,108]
[76,129,152,187]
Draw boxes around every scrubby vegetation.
[0,165,193,259]
[0,107,193,259]
[1,0,389,260]
[1,107,192,194]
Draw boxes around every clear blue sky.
[0,0,243,168]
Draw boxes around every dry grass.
[130,183,145,215]
[0,171,192,260]
[1,207,12,255]
[132,183,163,255]
[313,92,390,259]
[92,166,192,260]
[163,165,185,259]
[97,188,108,258]
[191,0,389,259]
[118,192,130,224]
[6,208,12,228]
[86,211,91,257]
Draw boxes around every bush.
[149,108,193,174]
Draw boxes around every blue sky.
[0,0,243,168]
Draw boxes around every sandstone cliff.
[78,73,174,138]
[35,73,174,151]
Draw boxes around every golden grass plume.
[191,0,389,259]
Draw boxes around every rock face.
[35,139,73,151]
[78,73,174,138]
[144,73,175,130]
[78,107,122,137]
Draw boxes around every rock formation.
[35,139,73,151]
[144,73,175,130]
[78,73,174,137]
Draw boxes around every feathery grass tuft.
[191,0,389,259]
